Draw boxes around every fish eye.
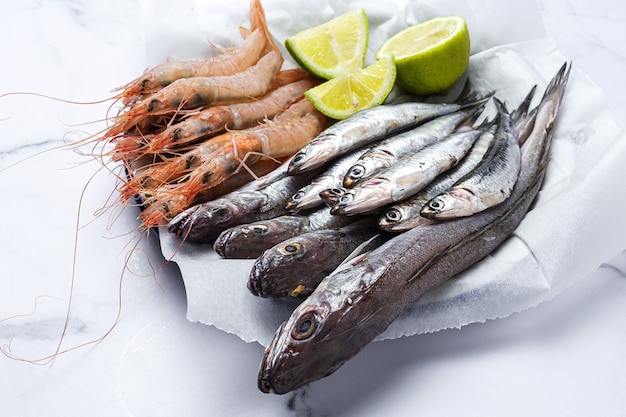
[348,164,366,179]
[428,198,444,210]
[292,313,317,340]
[385,209,402,222]
[338,193,353,205]
[292,152,306,165]
[291,191,304,202]
[209,206,229,217]
[278,242,302,256]
[253,225,268,235]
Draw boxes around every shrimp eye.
[140,78,151,91]
[172,128,182,142]
[201,172,213,185]
[147,99,159,113]
[185,155,197,170]
[428,198,444,210]
[385,209,402,222]
[348,164,366,179]
[292,313,317,340]
[278,242,302,256]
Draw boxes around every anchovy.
[331,129,482,215]
[257,62,570,394]
[287,91,492,175]
[248,218,387,298]
[378,124,497,232]
[420,99,521,219]
[213,206,361,259]
[343,105,485,187]
[167,161,319,243]
[285,148,366,213]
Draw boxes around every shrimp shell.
[135,99,328,228]
[109,49,285,138]
[113,0,272,103]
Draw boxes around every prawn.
[111,71,317,162]
[106,48,284,141]
[134,98,328,228]
[112,0,271,105]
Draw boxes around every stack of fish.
[168,62,570,393]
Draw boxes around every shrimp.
[135,99,328,228]
[113,0,271,104]
[111,72,317,162]
[106,49,285,141]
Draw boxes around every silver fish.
[343,105,485,187]
[167,161,318,243]
[331,129,482,215]
[285,148,366,212]
[420,99,521,219]
[378,125,497,232]
[287,91,492,175]
[248,218,386,298]
[258,62,571,394]
[213,206,360,259]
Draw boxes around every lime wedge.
[376,16,470,95]
[285,9,368,80]
[304,56,396,120]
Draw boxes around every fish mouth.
[258,322,286,394]
[247,259,265,297]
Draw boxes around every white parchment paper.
[146,0,626,346]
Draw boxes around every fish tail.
[511,84,538,123]
[456,79,495,108]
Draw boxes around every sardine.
[285,148,366,213]
[378,124,497,232]
[167,161,319,243]
[288,91,492,175]
[420,99,521,219]
[331,129,482,215]
[343,105,485,188]
[258,62,570,394]
[248,218,387,298]
[213,206,361,259]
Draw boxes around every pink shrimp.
[107,48,284,141]
[113,0,271,105]
[134,99,328,228]
[111,73,318,162]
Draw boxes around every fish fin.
[511,84,538,123]
[337,234,385,268]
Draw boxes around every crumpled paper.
[147,0,626,347]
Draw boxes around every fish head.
[319,187,346,207]
[378,204,422,232]
[287,137,337,174]
[420,190,475,219]
[214,218,297,258]
[331,180,391,216]
[258,285,363,394]
[248,231,339,297]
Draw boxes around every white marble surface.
[1,1,625,416]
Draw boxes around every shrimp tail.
[249,0,277,53]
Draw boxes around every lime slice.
[376,16,470,95]
[304,56,396,120]
[285,9,368,80]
